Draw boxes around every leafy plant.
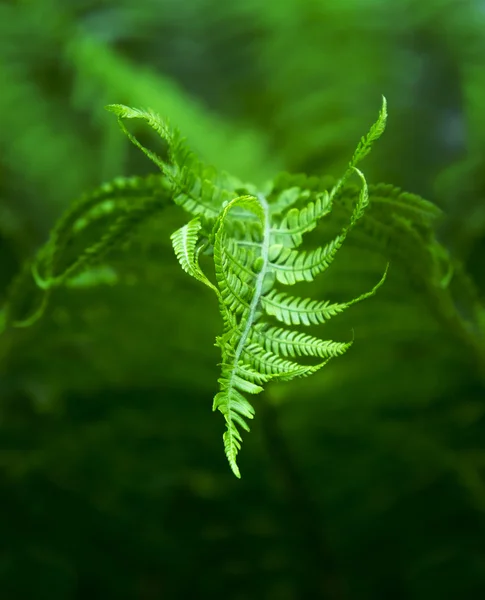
[114,99,388,477]
[2,95,483,481]
[104,99,390,476]
[4,98,386,477]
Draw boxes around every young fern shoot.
[107,98,388,477]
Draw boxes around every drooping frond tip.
[106,103,239,220]
[105,104,171,171]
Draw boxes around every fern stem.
[231,193,271,369]
[218,194,271,477]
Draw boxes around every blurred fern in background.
[1,0,485,598]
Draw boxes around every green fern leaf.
[350,96,388,167]
[262,270,387,326]
[2,175,171,329]
[2,98,392,478]
[197,101,388,476]
[213,380,256,478]
[250,324,352,359]
[106,104,246,221]
[45,98,388,479]
[242,342,326,380]
[170,217,218,293]
[271,190,332,247]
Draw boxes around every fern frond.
[214,235,253,314]
[170,218,203,277]
[170,218,218,292]
[262,270,387,326]
[196,103,389,476]
[269,169,370,285]
[213,196,265,315]
[235,363,272,388]
[262,291,348,326]
[23,98,387,479]
[272,190,332,247]
[213,379,256,478]
[329,96,387,200]
[35,194,168,290]
[267,238,344,285]
[250,324,352,358]
[223,237,258,281]
[242,342,326,380]
[106,104,242,221]
[2,98,392,478]
[350,96,388,167]
[3,175,171,330]
[40,174,167,282]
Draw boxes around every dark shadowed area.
[1,1,485,599]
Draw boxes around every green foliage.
[8,93,484,484]
[1,175,172,330]
[94,98,387,477]
[3,93,484,483]
[2,2,485,597]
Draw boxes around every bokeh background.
[1,0,485,598]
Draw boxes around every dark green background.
[1,1,485,598]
